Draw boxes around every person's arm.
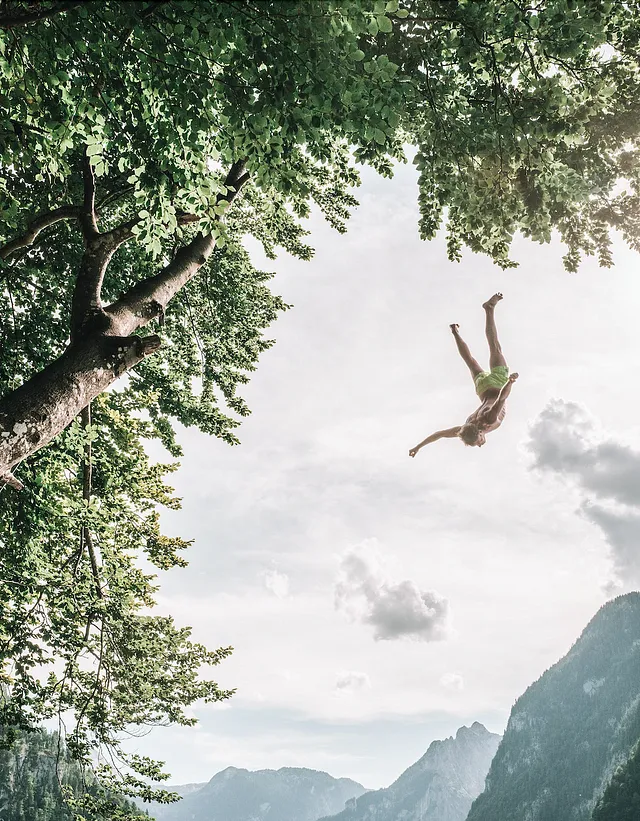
[409,426,461,457]
[484,372,519,425]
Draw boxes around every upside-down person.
[409,293,518,456]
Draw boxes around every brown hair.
[459,423,481,446]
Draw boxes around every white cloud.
[526,400,640,590]
[581,503,640,591]
[334,541,449,642]
[335,670,372,695]
[440,673,464,691]
[264,570,290,599]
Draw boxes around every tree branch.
[70,207,208,338]
[0,332,162,479]
[0,471,23,491]
[0,1,85,29]
[71,159,134,337]
[80,403,103,600]
[80,154,99,240]
[105,162,250,336]
[95,184,135,211]
[0,206,80,260]
[0,163,247,481]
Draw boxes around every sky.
[130,158,640,790]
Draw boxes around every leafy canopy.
[2,0,640,815]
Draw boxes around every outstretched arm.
[409,426,461,457]
[484,372,519,425]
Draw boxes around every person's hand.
[409,447,419,458]
[508,372,519,383]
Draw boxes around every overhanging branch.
[0,206,80,260]
[80,154,99,240]
[80,404,103,600]
[105,161,251,336]
[0,1,85,29]
[0,471,24,491]
[0,161,248,483]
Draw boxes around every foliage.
[592,741,640,821]
[0,725,143,820]
[2,0,640,814]
[396,0,640,269]
[0,393,231,813]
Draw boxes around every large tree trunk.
[0,231,213,484]
[0,331,160,479]
[0,160,248,488]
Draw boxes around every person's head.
[459,423,486,447]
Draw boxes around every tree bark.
[0,206,80,260]
[0,160,249,483]
[0,332,161,479]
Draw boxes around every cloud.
[334,541,449,642]
[527,399,640,506]
[264,570,290,599]
[526,399,640,589]
[335,671,372,695]
[581,503,640,591]
[440,672,464,691]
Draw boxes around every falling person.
[409,293,518,455]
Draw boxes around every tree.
[2,0,640,812]
[593,742,640,821]
[0,725,143,821]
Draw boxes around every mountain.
[140,766,367,821]
[0,729,76,821]
[319,722,500,821]
[0,725,147,821]
[592,739,640,821]
[0,726,140,821]
[467,592,640,821]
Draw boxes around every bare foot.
[482,293,503,310]
[449,323,459,334]
[409,447,418,458]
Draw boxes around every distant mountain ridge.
[319,722,500,821]
[467,592,640,821]
[6,597,640,821]
[141,765,367,821]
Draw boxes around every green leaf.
[2,3,640,812]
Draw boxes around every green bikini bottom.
[474,365,509,396]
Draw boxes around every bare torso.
[465,389,506,433]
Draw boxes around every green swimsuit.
[474,365,509,397]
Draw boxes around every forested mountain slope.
[467,594,640,821]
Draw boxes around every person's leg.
[482,293,507,369]
[450,324,483,380]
